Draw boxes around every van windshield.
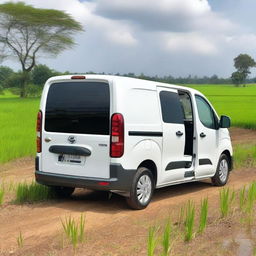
[45,81,110,135]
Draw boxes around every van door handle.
[200,132,206,138]
[176,131,183,136]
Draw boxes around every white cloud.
[164,32,218,55]
[1,0,256,77]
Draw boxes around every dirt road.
[0,128,256,256]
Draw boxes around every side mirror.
[219,115,231,128]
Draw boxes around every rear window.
[45,81,110,135]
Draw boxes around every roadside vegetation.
[15,182,54,203]
[0,84,256,164]
[61,214,86,250]
[147,181,256,255]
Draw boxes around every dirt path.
[0,128,256,256]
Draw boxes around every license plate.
[58,154,85,165]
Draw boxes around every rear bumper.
[35,161,136,192]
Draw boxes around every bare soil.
[0,127,256,256]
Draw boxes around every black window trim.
[159,90,184,124]
[195,94,219,130]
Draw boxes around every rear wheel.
[126,167,154,210]
[211,154,230,186]
[51,186,75,198]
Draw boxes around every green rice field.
[0,84,255,164]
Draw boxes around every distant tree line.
[1,62,256,96]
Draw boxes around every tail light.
[36,111,42,153]
[110,113,124,158]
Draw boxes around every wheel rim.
[219,159,228,183]
[136,174,152,205]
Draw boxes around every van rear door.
[41,80,110,179]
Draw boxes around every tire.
[211,154,230,186]
[126,167,154,210]
[50,186,75,198]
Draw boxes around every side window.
[195,95,216,129]
[160,91,184,124]
[179,92,193,120]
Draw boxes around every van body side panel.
[113,82,162,184]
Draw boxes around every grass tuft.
[61,214,86,250]
[147,226,158,256]
[0,186,4,205]
[233,144,256,169]
[198,197,208,234]
[184,200,195,242]
[15,182,54,203]
[219,187,235,218]
[161,219,172,256]
[17,230,24,248]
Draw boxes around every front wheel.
[211,154,230,186]
[126,167,154,210]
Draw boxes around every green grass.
[17,230,24,248]
[61,214,86,250]
[189,84,256,130]
[0,187,4,205]
[147,226,158,256]
[161,219,172,256]
[198,198,208,234]
[233,144,256,169]
[0,97,39,163]
[184,200,195,242]
[219,187,235,218]
[0,84,256,164]
[15,182,54,203]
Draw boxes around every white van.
[35,75,233,209]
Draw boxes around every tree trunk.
[20,70,29,98]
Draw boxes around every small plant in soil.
[239,186,247,211]
[219,187,235,218]
[0,186,4,205]
[15,182,54,203]
[147,226,158,256]
[244,182,256,224]
[184,200,195,242]
[178,205,185,227]
[61,214,86,250]
[17,230,24,248]
[161,219,172,256]
[198,197,208,234]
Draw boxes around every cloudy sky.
[2,0,256,77]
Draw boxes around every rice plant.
[178,205,185,226]
[0,187,4,205]
[161,219,172,256]
[147,226,158,256]
[219,188,235,218]
[198,198,208,234]
[239,186,247,210]
[246,182,256,215]
[184,200,195,242]
[61,214,86,249]
[15,182,54,203]
[17,230,24,248]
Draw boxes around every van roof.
[46,74,201,95]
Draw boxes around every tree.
[233,54,256,85]
[32,64,54,86]
[0,65,14,87]
[0,2,83,97]
[231,71,246,87]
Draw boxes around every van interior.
[178,91,194,160]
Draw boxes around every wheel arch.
[138,160,158,185]
[221,150,233,171]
